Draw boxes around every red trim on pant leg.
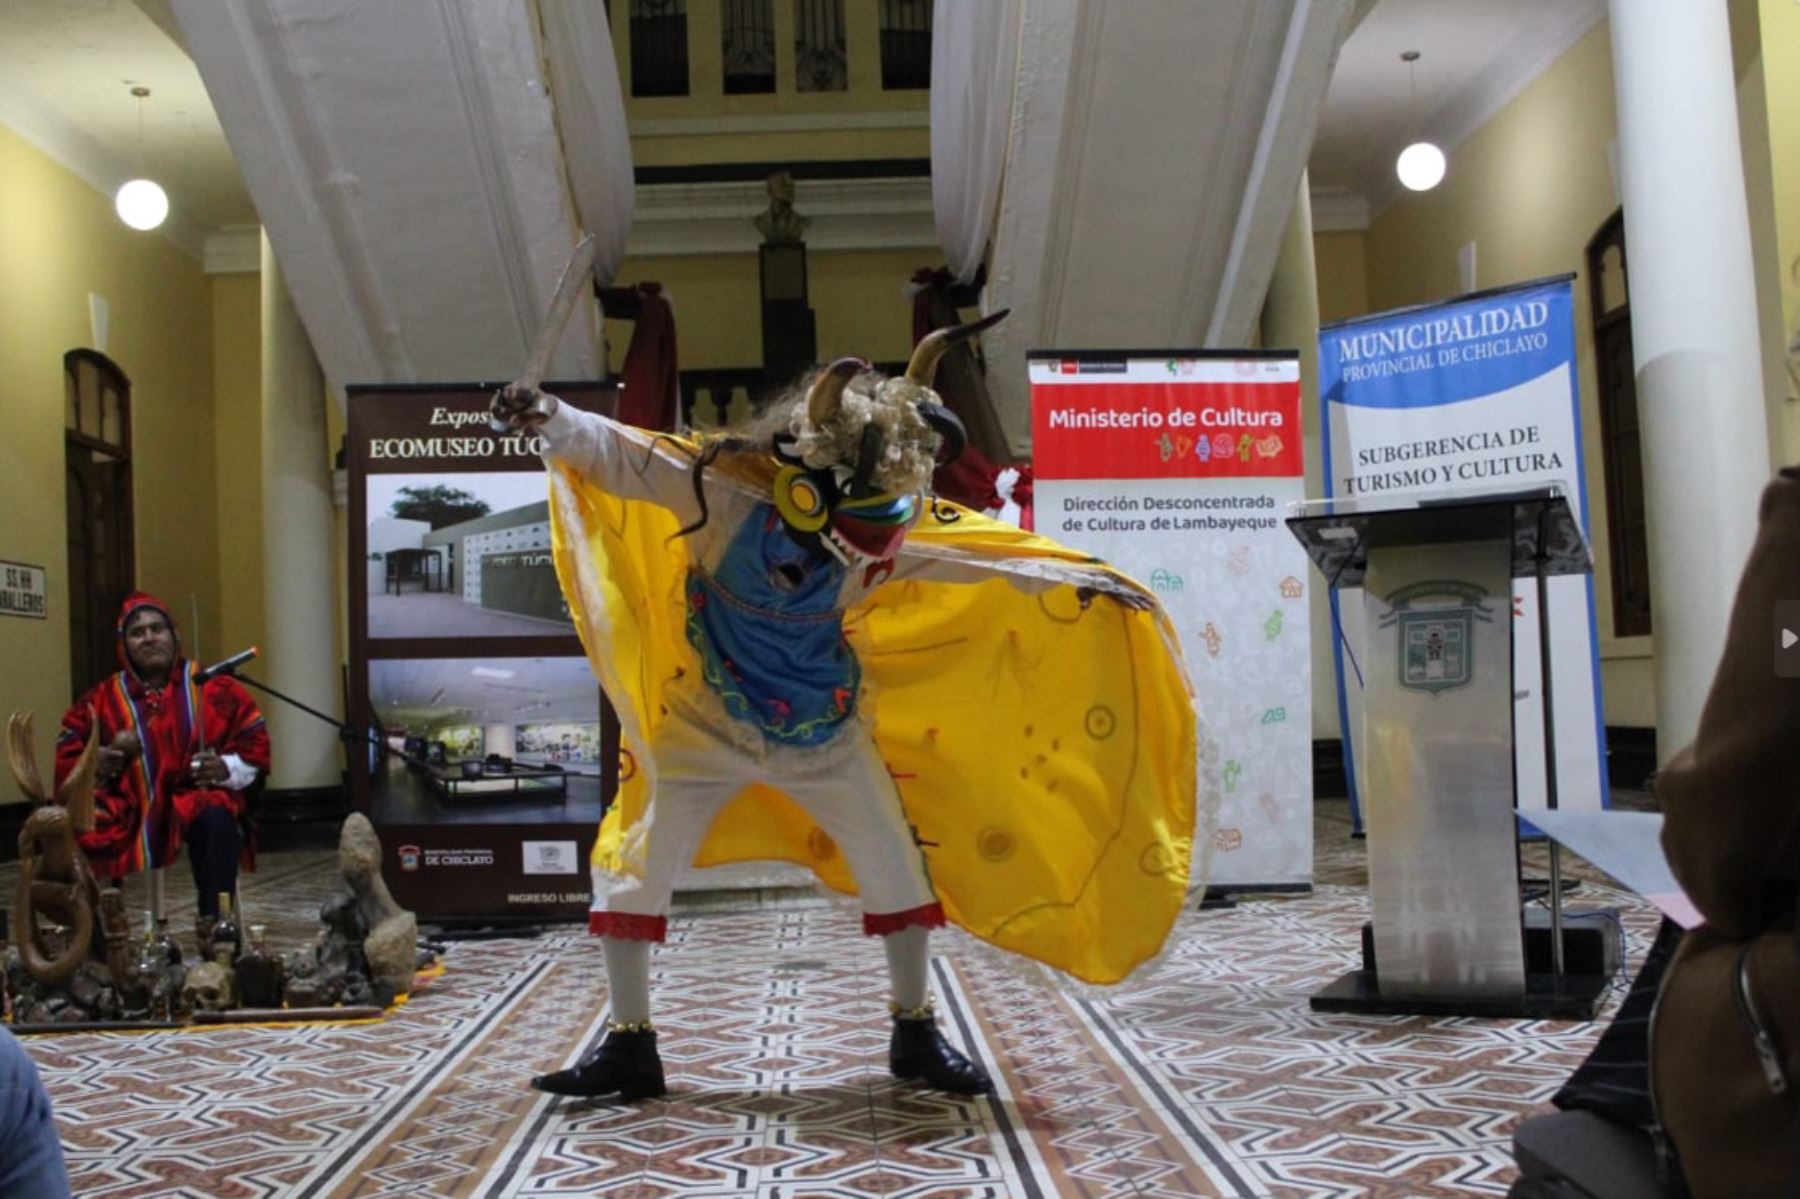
[589,911,668,941]
[863,902,946,937]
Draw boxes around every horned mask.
[772,310,1005,565]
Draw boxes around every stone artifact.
[339,813,418,1002]
[316,893,367,999]
[98,890,132,986]
[281,949,325,1008]
[148,960,187,1021]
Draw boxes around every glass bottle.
[154,915,181,965]
[212,892,243,964]
[234,923,284,1009]
[135,909,161,976]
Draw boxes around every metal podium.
[1288,485,1607,1019]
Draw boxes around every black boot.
[531,1026,667,1100]
[890,1010,994,1095]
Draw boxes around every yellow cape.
[548,446,1198,985]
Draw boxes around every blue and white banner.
[1320,276,1607,824]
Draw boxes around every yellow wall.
[1727,0,1794,468]
[609,247,927,411]
[1756,0,1800,416]
[614,0,929,168]
[1357,24,1664,726]
[610,255,762,370]
[1353,14,1796,730]
[0,123,222,803]
[597,5,935,418]
[1313,232,1369,325]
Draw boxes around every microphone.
[195,646,258,683]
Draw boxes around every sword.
[489,231,599,431]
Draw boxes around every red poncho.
[54,592,271,880]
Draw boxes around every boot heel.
[619,1067,667,1101]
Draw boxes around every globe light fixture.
[1393,51,1445,193]
[114,86,168,231]
[115,178,169,230]
[1396,141,1447,191]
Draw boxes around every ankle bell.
[889,998,936,1022]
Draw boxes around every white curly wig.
[787,371,942,497]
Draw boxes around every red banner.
[1032,380,1302,480]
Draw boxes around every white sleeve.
[219,753,259,791]
[537,399,703,520]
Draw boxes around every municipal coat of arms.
[1378,580,1495,695]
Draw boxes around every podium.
[1288,485,1608,1019]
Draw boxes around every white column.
[1608,2,1771,761]
[1260,173,1338,741]
[260,232,342,790]
[484,723,516,759]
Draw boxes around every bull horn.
[806,357,868,426]
[905,309,1011,387]
[918,402,967,465]
[56,715,100,833]
[7,712,46,805]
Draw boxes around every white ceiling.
[981,0,1353,445]
[1308,0,1604,219]
[0,0,1606,249]
[0,0,254,250]
[0,0,1610,381]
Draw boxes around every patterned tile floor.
[8,799,1657,1198]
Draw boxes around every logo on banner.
[401,846,496,868]
[1379,580,1496,695]
[523,841,579,876]
[1050,358,1126,374]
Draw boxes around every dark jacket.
[1652,469,1800,1197]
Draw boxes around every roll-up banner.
[1030,351,1313,889]
[1319,275,1607,829]
[346,383,619,921]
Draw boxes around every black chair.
[1509,1111,1686,1198]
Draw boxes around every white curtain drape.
[538,3,636,284]
[930,0,1022,284]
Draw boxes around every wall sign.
[0,560,47,620]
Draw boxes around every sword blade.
[518,232,599,392]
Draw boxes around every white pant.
[594,712,938,924]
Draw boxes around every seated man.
[55,593,270,944]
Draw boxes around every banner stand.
[1030,349,1313,890]
[346,382,619,924]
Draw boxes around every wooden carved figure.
[6,711,104,985]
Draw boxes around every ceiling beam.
[170,0,600,393]
[981,0,1353,452]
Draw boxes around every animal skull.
[182,961,234,1013]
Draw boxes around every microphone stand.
[218,668,607,782]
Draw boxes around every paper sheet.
[1525,809,1703,929]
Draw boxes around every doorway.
[64,349,135,692]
